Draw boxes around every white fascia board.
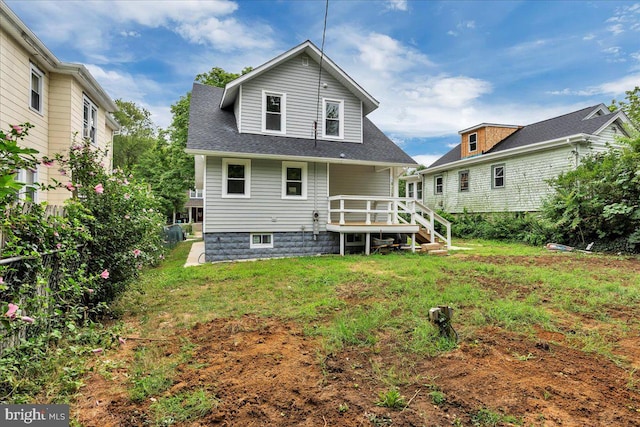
[419,134,591,175]
[399,174,421,182]
[593,111,632,136]
[185,148,415,168]
[220,41,379,114]
[57,63,118,112]
[583,104,611,120]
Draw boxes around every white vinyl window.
[468,133,477,152]
[30,64,43,113]
[434,175,443,195]
[250,233,273,249]
[492,164,505,189]
[189,189,203,198]
[17,168,38,202]
[262,91,286,133]
[282,161,307,199]
[416,181,423,200]
[222,158,251,198]
[323,98,344,139]
[407,182,415,198]
[83,96,98,145]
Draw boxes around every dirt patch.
[75,313,640,426]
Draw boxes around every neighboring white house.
[186,40,428,261]
[416,104,631,214]
[0,1,119,206]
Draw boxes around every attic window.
[262,91,286,134]
[301,56,309,66]
[468,133,477,152]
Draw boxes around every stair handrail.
[410,199,451,248]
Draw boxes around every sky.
[6,0,640,166]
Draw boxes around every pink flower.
[100,269,109,279]
[159,255,165,260]
[86,288,94,294]
[123,179,129,185]
[56,243,62,250]
[124,193,131,200]
[124,214,130,220]
[0,277,4,284]
[20,316,34,324]
[59,169,67,176]
[133,249,141,258]
[92,348,103,354]
[118,337,126,345]
[94,183,104,194]
[65,182,75,192]
[54,232,59,237]
[12,125,22,134]
[5,303,19,318]
[42,159,54,167]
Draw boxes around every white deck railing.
[327,196,451,248]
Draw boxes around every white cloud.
[447,30,458,37]
[547,74,640,97]
[175,17,274,51]
[386,0,408,11]
[583,33,595,41]
[413,154,444,167]
[458,20,476,30]
[608,24,624,35]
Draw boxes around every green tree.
[112,100,157,171]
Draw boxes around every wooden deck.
[326,221,419,234]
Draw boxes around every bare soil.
[75,255,640,426]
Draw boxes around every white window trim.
[83,95,98,145]
[222,158,251,198]
[250,233,274,249]
[261,90,286,134]
[30,64,43,114]
[468,132,478,152]
[322,98,344,140]
[407,182,415,199]
[189,189,204,198]
[459,170,470,192]
[281,161,307,200]
[17,167,38,202]
[416,181,423,200]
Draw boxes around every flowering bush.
[53,138,166,301]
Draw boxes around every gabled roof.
[186,83,416,167]
[426,104,630,170]
[220,40,379,115]
[0,1,118,114]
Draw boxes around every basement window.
[250,233,273,249]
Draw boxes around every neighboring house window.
[30,64,43,113]
[250,233,273,249]
[189,189,203,198]
[492,164,505,189]
[323,98,344,139]
[17,168,38,202]
[434,176,443,195]
[416,182,423,200]
[407,182,415,198]
[282,161,307,199]
[83,96,98,145]
[459,170,469,192]
[222,158,251,198]
[468,133,477,152]
[263,91,286,133]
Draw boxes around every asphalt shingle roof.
[187,83,416,166]
[428,105,618,169]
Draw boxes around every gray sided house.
[186,41,423,262]
[417,104,631,213]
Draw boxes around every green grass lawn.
[114,239,640,361]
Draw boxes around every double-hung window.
[407,182,415,198]
[434,176,443,195]
[492,164,505,189]
[83,96,98,145]
[459,170,469,192]
[416,181,423,200]
[263,91,285,133]
[282,161,307,199]
[468,133,477,152]
[222,158,251,198]
[189,189,203,198]
[17,168,38,202]
[323,98,343,139]
[30,64,43,113]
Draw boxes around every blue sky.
[7,0,640,166]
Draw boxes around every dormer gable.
[458,123,522,159]
[583,104,611,120]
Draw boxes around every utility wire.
[314,0,329,148]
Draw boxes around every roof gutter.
[421,133,597,175]
[185,148,416,168]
